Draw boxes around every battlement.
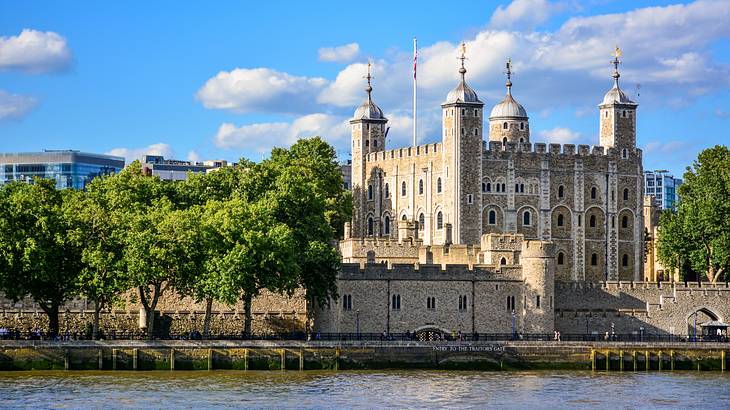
[338,262,523,281]
[365,142,441,163]
[522,240,555,258]
[481,233,524,251]
[482,141,643,161]
[556,281,730,291]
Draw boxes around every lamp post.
[639,326,644,342]
[511,309,516,340]
[356,309,360,340]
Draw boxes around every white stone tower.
[599,48,638,152]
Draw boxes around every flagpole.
[413,37,417,147]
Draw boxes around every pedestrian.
[557,331,561,342]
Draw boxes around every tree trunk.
[243,293,252,339]
[47,304,60,339]
[138,284,161,339]
[93,304,102,340]
[203,297,213,338]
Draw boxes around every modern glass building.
[0,150,125,190]
[141,155,228,181]
[644,170,682,210]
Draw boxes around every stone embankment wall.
[0,340,727,371]
[0,289,307,336]
[555,281,730,336]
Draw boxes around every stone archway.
[414,326,449,341]
[686,307,721,337]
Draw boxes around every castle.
[314,48,728,338]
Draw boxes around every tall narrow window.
[486,182,491,192]
[482,182,486,192]
[557,214,564,227]
[557,252,564,265]
[591,187,597,199]
[368,184,373,200]
[500,257,507,265]
[437,177,442,193]
[589,215,596,228]
[418,179,424,195]
[367,216,374,236]
[419,213,425,229]
[623,188,629,201]
[558,185,564,198]
[503,122,508,130]
[384,183,389,198]
[622,215,628,229]
[523,210,531,226]
[622,254,629,267]
[437,212,443,229]
[537,295,541,308]
[384,216,391,235]
[401,181,406,196]
[591,253,598,266]
[392,294,401,310]
[489,210,496,225]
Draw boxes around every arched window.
[523,210,531,226]
[486,182,491,192]
[520,184,524,193]
[520,122,525,130]
[589,214,596,228]
[461,108,465,115]
[437,177,442,193]
[373,140,378,147]
[558,185,564,198]
[622,215,629,229]
[591,187,597,199]
[367,184,373,200]
[502,122,508,130]
[496,184,501,193]
[419,213,425,229]
[418,179,424,195]
[384,183,389,198]
[500,257,507,265]
[591,253,598,266]
[437,212,443,229]
[623,188,629,201]
[488,210,496,225]
[482,182,486,192]
[401,181,406,196]
[384,216,390,235]
[474,128,478,136]
[557,252,564,265]
[367,216,374,236]
[365,140,369,147]
[402,214,407,221]
[502,183,506,192]
[515,183,519,193]
[557,214,564,227]
[621,148,628,159]
[622,254,629,267]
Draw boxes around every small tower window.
[467,194,473,204]
[502,183,506,192]
[474,109,478,116]
[419,213,425,229]
[488,210,496,225]
[520,184,525,193]
[474,128,478,136]
[589,215,596,228]
[605,111,609,118]
[558,185,564,199]
[461,108,465,116]
[496,184,501,193]
[622,254,629,267]
[523,210,531,226]
[486,182,491,192]
[622,215,629,229]
[519,137,524,143]
[537,295,541,308]
[365,140,369,147]
[591,187,597,199]
[520,122,524,130]
[621,148,628,159]
[368,184,373,200]
[391,294,400,310]
[557,252,564,265]
[373,140,378,147]
[437,212,443,229]
[623,188,629,201]
[367,216,374,236]
[384,183,390,198]
[384,216,391,235]
[500,257,507,266]
[401,181,406,196]
[503,122,508,130]
[482,182,486,192]
[418,179,424,195]
[437,177,442,193]
[591,253,598,266]
[557,214,564,227]
[622,110,627,118]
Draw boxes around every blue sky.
[1,0,729,177]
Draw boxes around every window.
[437,177,442,193]
[384,216,391,235]
[621,148,628,159]
[402,214,407,220]
[611,216,615,229]
[367,216,374,236]
[520,184,524,193]
[622,254,629,267]
[536,295,541,308]
[605,111,609,118]
[474,128,478,136]
[558,185,564,198]
[500,257,507,265]
[419,213,425,229]
[591,187,597,199]
[365,140,369,147]
[520,122,525,130]
[622,215,629,229]
[496,183,501,193]
[519,137,524,143]
[467,194,473,204]
[591,253,598,266]
[502,183,506,192]
[486,182,491,192]
[488,210,496,225]
[507,295,515,311]
[611,190,615,201]
[523,210,531,226]
[401,181,406,196]
[384,183,390,198]
[622,110,627,118]
[427,297,436,310]
[623,188,629,201]
[391,294,401,310]
[368,184,373,200]
[461,127,465,136]
[578,214,582,227]
[373,140,378,147]
[418,179,424,195]
[502,138,507,147]
[474,109,478,116]
[458,295,468,311]
[437,212,443,229]
[482,182,486,192]
[503,122,508,130]
[557,214,564,227]
[589,214,596,228]
[342,294,352,311]
[557,252,564,265]
[515,183,519,193]
[461,108,465,116]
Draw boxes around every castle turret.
[521,240,555,333]
[441,42,484,245]
[350,62,387,237]
[489,59,529,145]
[599,48,637,152]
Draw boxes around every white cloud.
[106,143,175,164]
[214,113,350,153]
[538,127,582,144]
[318,43,360,63]
[489,0,556,30]
[643,140,687,153]
[196,68,328,114]
[0,29,72,73]
[187,150,201,162]
[0,90,38,120]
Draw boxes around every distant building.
[141,155,229,181]
[0,150,124,189]
[340,160,352,190]
[644,170,682,210]
[643,195,678,282]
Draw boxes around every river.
[0,370,728,409]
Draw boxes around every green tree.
[657,145,730,283]
[206,197,299,337]
[0,180,82,337]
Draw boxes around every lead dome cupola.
[353,62,386,120]
[490,59,528,119]
[443,42,483,105]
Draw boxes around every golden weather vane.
[614,46,622,59]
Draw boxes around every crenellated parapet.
[365,142,442,163]
[338,262,523,281]
[483,141,642,161]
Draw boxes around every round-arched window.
[437,212,443,229]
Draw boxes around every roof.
[353,97,385,120]
[700,320,729,328]
[490,92,528,119]
[444,80,482,105]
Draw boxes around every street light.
[356,309,360,340]
[511,309,516,340]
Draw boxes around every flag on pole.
[413,38,417,79]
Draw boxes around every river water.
[0,370,728,409]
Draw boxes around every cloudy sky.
[1,0,729,176]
